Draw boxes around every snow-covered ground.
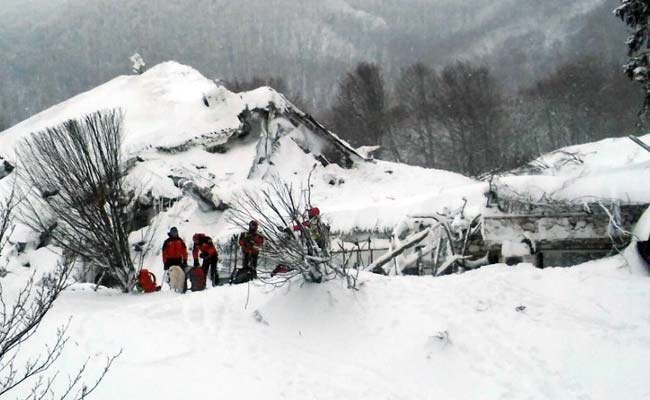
[2,61,650,399]
[5,253,650,400]
[498,136,650,204]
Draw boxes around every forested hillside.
[0,0,617,127]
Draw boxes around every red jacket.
[192,233,218,262]
[239,231,264,255]
[162,237,188,264]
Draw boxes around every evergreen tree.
[615,0,650,115]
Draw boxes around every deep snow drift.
[6,255,650,400]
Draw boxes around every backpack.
[188,266,206,291]
[231,267,254,285]
[137,269,158,293]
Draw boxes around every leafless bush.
[229,176,356,287]
[16,109,135,292]
[0,189,118,399]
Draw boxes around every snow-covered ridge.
[497,135,650,205]
[0,61,476,242]
[3,61,650,268]
[1,62,252,159]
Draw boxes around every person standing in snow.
[293,207,328,252]
[238,220,264,278]
[192,233,219,286]
[162,227,188,270]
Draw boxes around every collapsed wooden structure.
[477,198,647,267]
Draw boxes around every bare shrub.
[0,187,119,399]
[229,176,357,287]
[16,109,135,292]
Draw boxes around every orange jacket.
[239,231,264,255]
[162,237,188,264]
[192,234,218,262]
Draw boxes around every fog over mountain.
[0,0,625,126]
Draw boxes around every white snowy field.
[6,249,650,400]
[2,60,650,399]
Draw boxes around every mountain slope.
[1,58,650,400]
[0,0,613,125]
[0,61,478,267]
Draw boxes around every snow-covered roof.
[0,61,477,241]
[1,61,648,246]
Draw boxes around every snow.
[1,61,473,239]
[4,255,650,399]
[500,136,650,204]
[502,240,531,257]
[2,61,650,399]
[0,62,245,160]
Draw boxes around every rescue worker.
[192,233,219,286]
[238,220,264,278]
[162,227,188,270]
[293,207,328,252]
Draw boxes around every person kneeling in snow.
[192,233,219,287]
[235,220,264,282]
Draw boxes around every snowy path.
[18,257,650,400]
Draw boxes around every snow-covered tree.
[129,53,146,75]
[615,0,650,115]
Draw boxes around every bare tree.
[229,175,357,287]
[434,62,507,176]
[16,109,136,292]
[394,62,444,168]
[330,62,391,148]
[0,187,119,399]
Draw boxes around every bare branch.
[16,109,136,292]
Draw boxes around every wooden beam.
[628,135,650,154]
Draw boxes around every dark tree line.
[0,0,626,128]
[326,56,643,176]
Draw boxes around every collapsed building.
[477,196,647,268]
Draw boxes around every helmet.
[169,227,179,237]
[307,207,320,218]
[248,220,259,231]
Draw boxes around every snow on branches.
[229,176,358,287]
[615,0,650,115]
[129,53,146,75]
